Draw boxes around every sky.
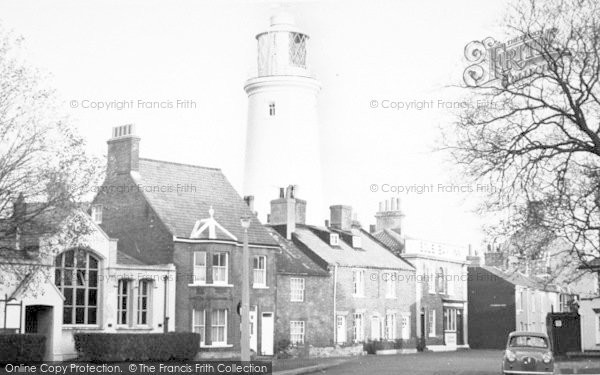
[0,0,512,251]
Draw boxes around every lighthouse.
[243,13,324,224]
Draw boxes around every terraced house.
[91,126,280,357]
[372,198,469,351]
[266,188,416,347]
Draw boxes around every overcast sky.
[0,0,512,250]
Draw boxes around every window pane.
[76,270,86,286]
[64,289,73,305]
[89,256,98,269]
[195,252,206,266]
[88,289,97,306]
[65,251,74,267]
[76,289,85,306]
[64,270,73,286]
[88,308,97,324]
[76,250,87,268]
[75,308,85,324]
[89,271,97,287]
[63,307,72,324]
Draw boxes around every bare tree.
[447,0,600,274]
[0,24,102,296]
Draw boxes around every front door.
[371,316,381,341]
[336,316,346,344]
[249,306,257,353]
[260,312,274,355]
[456,309,464,345]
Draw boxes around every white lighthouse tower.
[243,12,323,224]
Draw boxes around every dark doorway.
[25,305,53,360]
[456,309,464,345]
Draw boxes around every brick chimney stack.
[269,185,306,239]
[107,124,140,178]
[329,205,352,231]
[375,197,405,233]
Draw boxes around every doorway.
[25,305,53,360]
[336,315,346,344]
[249,306,257,353]
[260,312,274,355]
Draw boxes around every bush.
[74,333,200,362]
[364,339,415,354]
[0,334,46,363]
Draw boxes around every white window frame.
[401,314,410,340]
[352,236,362,248]
[353,313,364,343]
[193,252,206,285]
[445,308,457,332]
[353,269,365,297]
[290,321,305,345]
[385,313,397,340]
[211,309,227,345]
[268,102,276,116]
[385,271,397,299]
[428,309,436,337]
[117,279,131,326]
[91,204,103,224]
[212,252,228,285]
[253,255,267,288]
[330,233,340,246]
[137,279,152,326]
[192,309,206,345]
[290,278,305,302]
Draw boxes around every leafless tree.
[447,0,600,276]
[0,24,102,296]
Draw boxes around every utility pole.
[240,216,251,361]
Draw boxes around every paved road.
[309,350,504,375]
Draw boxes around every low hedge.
[74,332,200,362]
[0,334,46,362]
[364,339,414,354]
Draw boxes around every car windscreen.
[508,336,548,348]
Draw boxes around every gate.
[546,312,581,355]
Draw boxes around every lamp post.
[240,216,251,361]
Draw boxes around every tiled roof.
[133,158,277,247]
[373,229,404,253]
[293,225,414,271]
[477,266,559,292]
[265,227,329,277]
[117,251,148,266]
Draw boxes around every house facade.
[372,198,469,351]
[91,125,280,356]
[467,264,567,349]
[267,189,416,347]
[575,261,600,351]
[266,225,333,348]
[0,207,175,360]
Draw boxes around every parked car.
[502,331,554,375]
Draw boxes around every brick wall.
[173,242,277,353]
[93,174,174,264]
[275,274,334,347]
[335,266,416,343]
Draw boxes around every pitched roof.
[132,158,277,246]
[476,265,559,292]
[373,229,404,253]
[117,251,148,266]
[292,225,414,271]
[265,227,329,277]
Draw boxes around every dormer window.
[91,205,103,224]
[352,235,362,249]
[330,233,340,246]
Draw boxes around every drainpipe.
[333,264,338,344]
[163,275,169,333]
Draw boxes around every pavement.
[272,350,600,375]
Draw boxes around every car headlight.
[542,352,552,363]
[505,349,516,362]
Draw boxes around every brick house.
[372,198,469,351]
[91,125,280,356]
[267,188,416,347]
[266,225,333,348]
[467,265,568,349]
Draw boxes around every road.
[308,350,504,375]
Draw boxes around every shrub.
[0,334,46,363]
[74,333,200,362]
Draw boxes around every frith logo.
[463,29,558,87]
